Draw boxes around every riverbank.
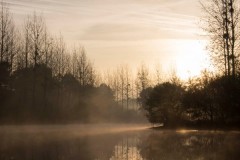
[151,124,240,131]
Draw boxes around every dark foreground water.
[0,124,240,160]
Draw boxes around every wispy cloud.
[5,0,201,41]
[4,0,206,75]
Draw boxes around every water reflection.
[0,126,240,160]
[111,137,143,160]
[138,130,240,160]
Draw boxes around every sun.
[148,39,211,81]
[174,39,210,80]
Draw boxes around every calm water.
[0,124,240,160]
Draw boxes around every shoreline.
[151,125,240,132]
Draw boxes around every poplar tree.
[201,0,240,78]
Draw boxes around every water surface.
[0,125,239,160]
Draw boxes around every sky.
[6,0,211,80]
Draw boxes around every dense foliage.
[0,63,145,124]
[139,75,240,127]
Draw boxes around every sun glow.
[151,39,211,81]
[172,40,210,80]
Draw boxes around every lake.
[0,124,240,160]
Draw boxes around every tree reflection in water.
[110,136,143,160]
[138,130,240,160]
[0,127,240,160]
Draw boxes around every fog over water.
[0,124,149,137]
[0,124,240,160]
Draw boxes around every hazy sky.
[6,0,210,79]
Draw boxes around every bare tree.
[168,67,182,86]
[15,39,25,69]
[24,13,47,108]
[5,20,19,72]
[24,12,46,67]
[136,63,150,92]
[201,0,240,78]
[0,2,16,64]
[154,63,163,85]
[52,34,67,77]
[42,28,54,68]
[78,47,89,86]
[71,46,78,77]
[119,65,125,109]
[73,46,96,87]
[124,65,131,110]
[104,69,121,104]
[113,70,120,104]
[23,16,30,68]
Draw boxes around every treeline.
[0,3,146,124]
[139,72,240,128]
[1,1,240,127]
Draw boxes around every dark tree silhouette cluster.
[139,72,240,128]
[0,3,144,124]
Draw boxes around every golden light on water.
[176,129,199,134]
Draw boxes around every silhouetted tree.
[118,65,125,109]
[75,46,95,87]
[143,82,184,126]
[136,63,150,92]
[0,2,18,72]
[24,13,46,67]
[0,61,10,118]
[124,66,131,110]
[201,0,240,77]
[154,63,163,85]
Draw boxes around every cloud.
[4,0,204,61]
[78,21,197,41]
[6,0,203,42]
[4,0,208,77]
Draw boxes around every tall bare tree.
[24,12,46,67]
[71,46,78,77]
[77,47,90,86]
[119,65,125,109]
[154,63,163,85]
[104,69,121,104]
[201,0,240,78]
[72,46,96,87]
[123,65,131,110]
[0,2,15,64]
[136,63,150,92]
[52,34,67,77]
